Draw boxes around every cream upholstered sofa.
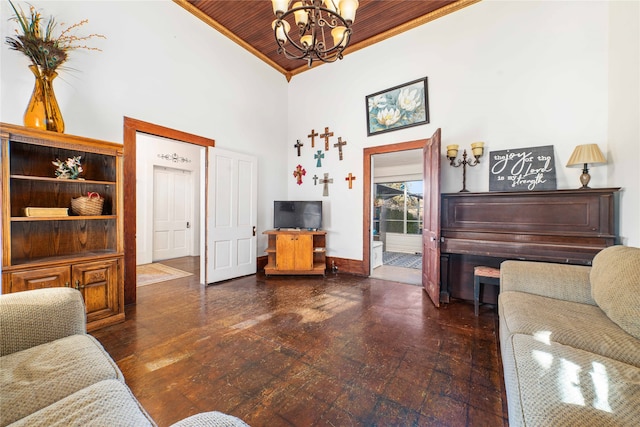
[498,245,640,426]
[0,287,248,427]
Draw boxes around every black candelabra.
[447,142,484,192]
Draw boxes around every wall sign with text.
[489,145,557,192]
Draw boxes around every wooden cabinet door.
[276,234,296,270]
[294,234,313,270]
[275,234,313,271]
[8,266,71,293]
[72,259,119,322]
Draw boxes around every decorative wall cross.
[320,127,334,151]
[320,173,333,196]
[313,174,318,185]
[293,164,306,185]
[334,137,347,160]
[307,129,318,148]
[345,172,356,189]
[294,139,303,156]
[314,150,324,167]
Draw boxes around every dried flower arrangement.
[4,0,105,75]
[52,156,83,179]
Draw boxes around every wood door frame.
[362,139,427,276]
[123,117,214,305]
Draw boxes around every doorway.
[123,117,214,305]
[135,133,204,271]
[362,140,426,286]
[370,150,423,286]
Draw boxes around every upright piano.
[439,188,620,304]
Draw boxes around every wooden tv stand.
[263,229,326,276]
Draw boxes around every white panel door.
[153,166,192,261]
[206,147,257,283]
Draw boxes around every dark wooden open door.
[422,128,441,307]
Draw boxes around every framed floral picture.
[365,77,429,136]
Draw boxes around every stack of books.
[24,207,69,217]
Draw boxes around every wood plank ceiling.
[174,0,479,81]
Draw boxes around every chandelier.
[271,0,359,67]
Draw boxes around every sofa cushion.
[591,245,640,340]
[8,379,156,427]
[0,334,124,426]
[511,334,640,426]
[499,291,640,368]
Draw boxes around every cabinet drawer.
[8,266,71,293]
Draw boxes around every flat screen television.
[274,200,322,230]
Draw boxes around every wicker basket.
[71,192,104,216]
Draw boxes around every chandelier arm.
[316,13,348,29]
[323,28,351,55]
[275,21,312,57]
[285,4,348,30]
[274,23,308,60]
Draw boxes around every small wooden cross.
[293,164,306,185]
[307,129,318,148]
[314,150,325,167]
[313,174,318,185]
[294,139,303,157]
[334,137,347,160]
[345,172,356,189]
[320,173,333,196]
[320,126,334,151]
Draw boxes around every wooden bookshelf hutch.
[1,123,124,331]
[263,229,326,276]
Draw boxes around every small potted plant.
[52,156,83,179]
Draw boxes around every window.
[373,181,423,236]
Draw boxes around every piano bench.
[474,266,501,316]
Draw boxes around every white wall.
[608,1,640,246]
[287,0,640,261]
[0,0,289,252]
[1,1,637,268]
[385,233,422,254]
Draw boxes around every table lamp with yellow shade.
[566,144,606,189]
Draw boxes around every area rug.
[136,263,193,287]
[383,251,422,270]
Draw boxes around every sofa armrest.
[170,411,249,427]
[0,287,86,356]
[500,260,596,305]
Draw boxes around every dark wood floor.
[91,257,508,427]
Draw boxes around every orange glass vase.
[24,65,65,133]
